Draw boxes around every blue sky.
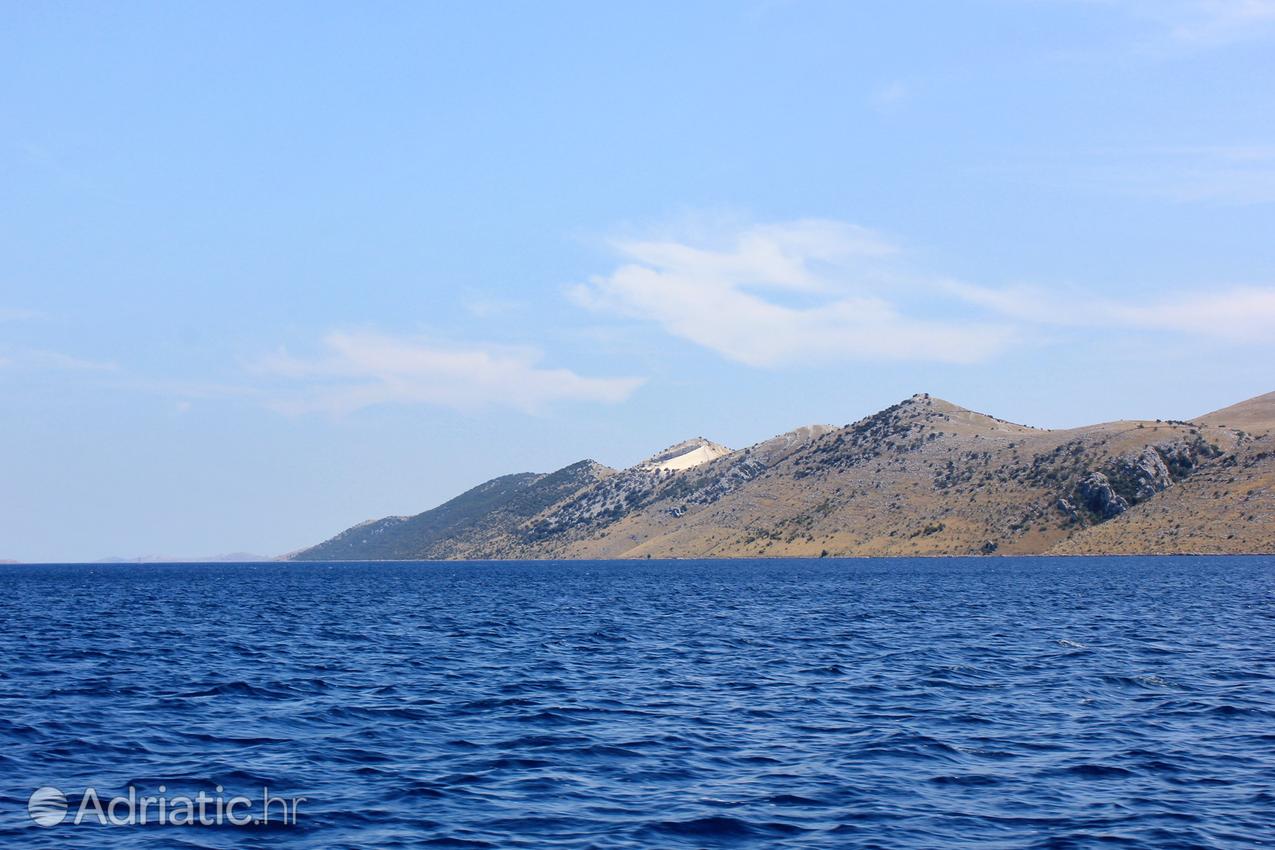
[3,0,1274,561]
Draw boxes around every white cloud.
[570,220,1017,367]
[254,331,644,415]
[1115,286,1275,336]
[572,217,1275,368]
[944,280,1275,341]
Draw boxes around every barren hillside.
[292,391,1274,560]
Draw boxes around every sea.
[1,556,1272,848]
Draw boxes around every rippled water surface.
[1,557,1273,848]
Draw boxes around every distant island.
[94,552,272,564]
[292,391,1275,561]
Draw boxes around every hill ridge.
[291,391,1275,560]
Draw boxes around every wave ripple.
[1,556,1272,847]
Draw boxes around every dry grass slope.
[294,391,1275,560]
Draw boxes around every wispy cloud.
[1152,0,1275,45]
[253,331,644,415]
[1100,145,1275,204]
[27,350,119,371]
[0,310,119,372]
[0,307,42,323]
[1070,0,1275,47]
[1142,146,1275,204]
[570,219,1017,367]
[0,348,118,372]
[105,376,264,402]
[463,296,524,319]
[995,145,1275,205]
[572,217,1275,368]
[946,280,1275,340]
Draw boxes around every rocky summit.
[291,392,1275,560]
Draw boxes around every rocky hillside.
[292,392,1274,560]
[292,460,614,560]
[1053,394,1275,554]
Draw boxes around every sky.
[3,0,1274,562]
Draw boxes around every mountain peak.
[876,393,1036,434]
[638,437,733,472]
[897,393,967,414]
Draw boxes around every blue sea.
[1,557,1273,848]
